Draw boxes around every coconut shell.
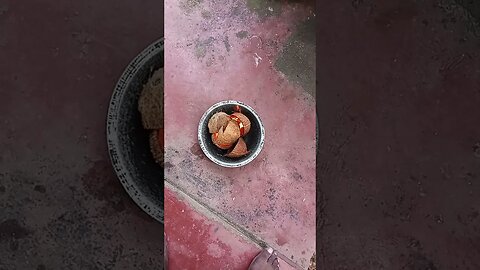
[225,137,248,158]
[231,112,251,136]
[208,112,230,133]
[223,120,240,144]
[212,132,233,150]
[138,68,164,129]
[220,120,241,144]
[212,120,240,149]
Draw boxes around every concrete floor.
[2,0,480,270]
[317,1,480,269]
[164,0,316,269]
[0,1,164,269]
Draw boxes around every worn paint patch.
[194,37,215,59]
[275,16,315,97]
[223,36,231,52]
[236,30,249,39]
[246,0,282,18]
[180,0,202,13]
[201,9,212,19]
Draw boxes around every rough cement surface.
[165,0,316,268]
[318,0,480,269]
[0,1,164,269]
[276,16,316,98]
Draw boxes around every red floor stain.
[164,188,259,270]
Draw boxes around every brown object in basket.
[138,68,164,129]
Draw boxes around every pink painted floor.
[164,0,315,269]
[165,187,297,270]
[164,188,259,270]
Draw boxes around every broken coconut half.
[212,120,241,150]
[230,112,251,136]
[225,137,249,158]
[208,112,230,133]
[207,108,252,158]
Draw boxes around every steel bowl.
[106,38,164,223]
[198,100,265,168]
